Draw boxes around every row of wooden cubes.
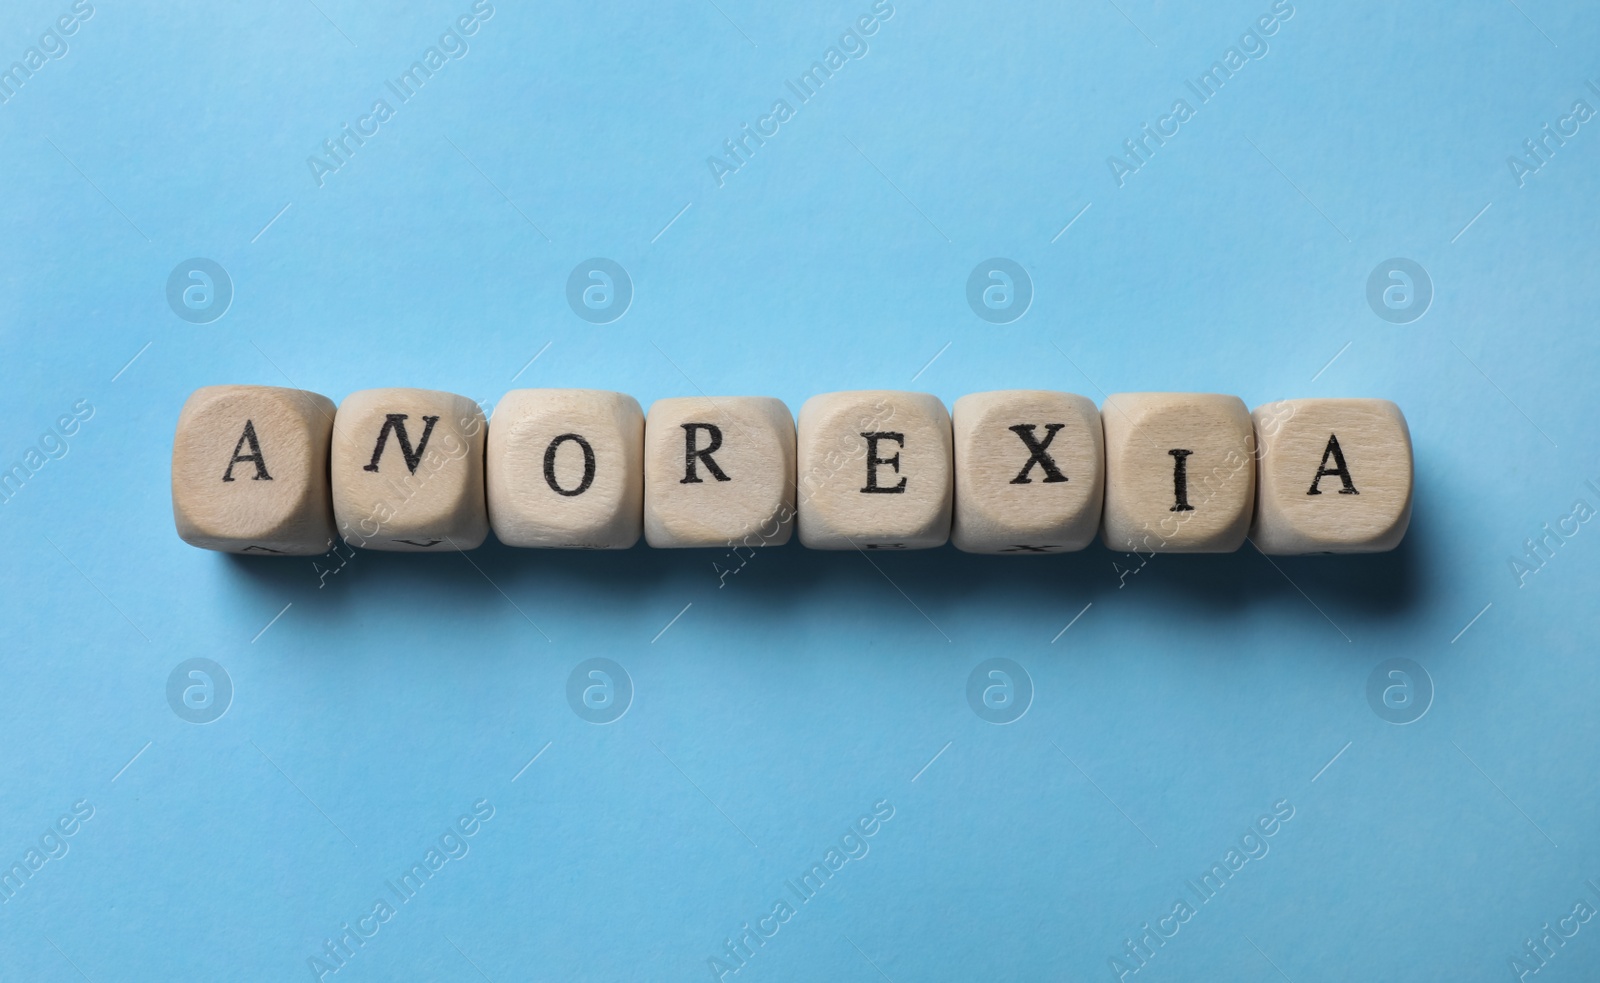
[172,386,1412,557]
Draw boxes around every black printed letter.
[544,433,596,497]
[1169,449,1194,512]
[1008,423,1068,484]
[222,420,273,481]
[861,432,907,494]
[1307,434,1359,495]
[363,414,439,475]
[680,423,731,483]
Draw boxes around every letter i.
[1169,449,1194,512]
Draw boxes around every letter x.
[1008,424,1068,484]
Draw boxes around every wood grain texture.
[796,390,952,550]
[1250,398,1412,554]
[643,396,795,549]
[487,389,643,549]
[952,390,1103,554]
[1101,392,1254,554]
[331,388,488,552]
[171,385,336,555]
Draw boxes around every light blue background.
[2,1,1598,980]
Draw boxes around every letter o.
[544,433,596,497]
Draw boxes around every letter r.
[681,423,731,483]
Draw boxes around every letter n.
[363,414,439,474]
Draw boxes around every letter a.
[307,155,339,188]
[1008,423,1069,484]
[1307,434,1359,495]
[1509,955,1539,982]
[222,420,273,481]
[707,156,740,187]
[1108,156,1138,187]
[1509,556,1537,587]
[363,414,439,475]
[1507,155,1538,187]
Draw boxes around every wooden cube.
[171,385,336,555]
[797,391,952,550]
[331,388,488,552]
[1250,398,1413,554]
[487,389,644,549]
[1101,393,1254,554]
[643,396,795,548]
[952,390,1103,554]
